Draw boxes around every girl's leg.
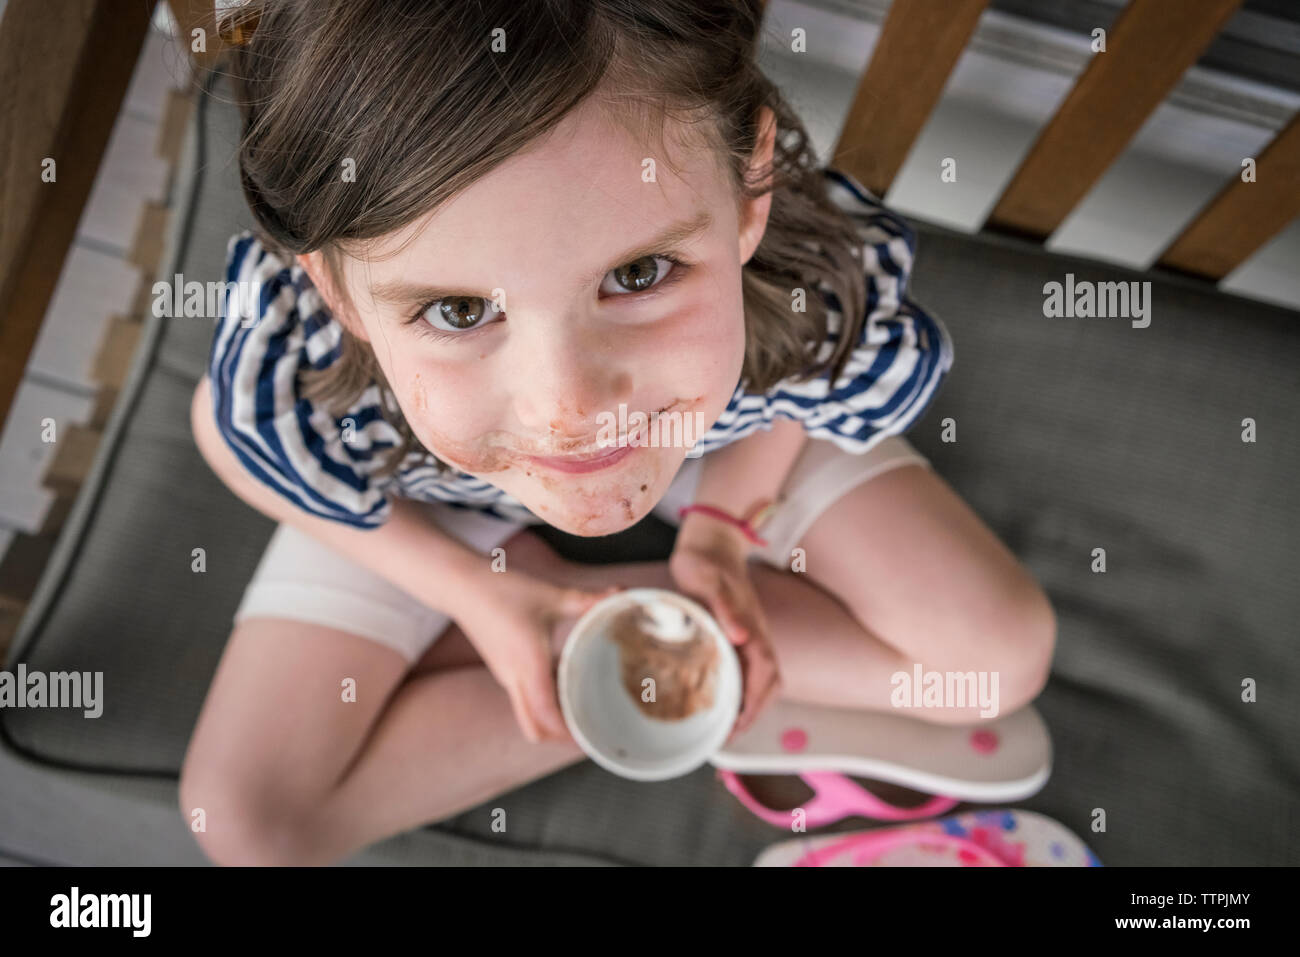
[784,462,1056,722]
[179,528,584,867]
[180,616,418,865]
[304,651,586,865]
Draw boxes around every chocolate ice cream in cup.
[557,587,741,781]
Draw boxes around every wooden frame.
[0,1,205,654]
[0,0,158,429]
[824,0,1297,288]
[987,0,1245,240]
[833,0,990,198]
[1157,112,1300,279]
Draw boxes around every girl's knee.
[179,758,321,866]
[922,582,1055,719]
[986,585,1057,714]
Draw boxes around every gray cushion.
[4,78,1296,866]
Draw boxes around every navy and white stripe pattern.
[209,235,407,526]
[207,166,953,528]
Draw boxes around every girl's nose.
[508,323,629,442]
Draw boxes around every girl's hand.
[456,571,620,744]
[669,521,781,740]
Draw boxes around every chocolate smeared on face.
[416,396,704,477]
[409,395,714,537]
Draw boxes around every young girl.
[181,0,1056,866]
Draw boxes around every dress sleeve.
[206,231,403,528]
[766,169,955,453]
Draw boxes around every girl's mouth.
[522,444,635,474]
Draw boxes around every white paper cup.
[557,587,741,782]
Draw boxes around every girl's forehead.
[349,125,731,282]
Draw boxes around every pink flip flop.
[716,768,960,828]
[711,699,1051,826]
[754,809,1102,867]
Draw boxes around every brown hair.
[223,0,867,476]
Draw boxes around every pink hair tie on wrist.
[677,500,776,548]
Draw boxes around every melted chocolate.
[607,603,718,721]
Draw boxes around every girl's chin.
[507,494,643,537]
[539,508,643,538]
[508,464,677,537]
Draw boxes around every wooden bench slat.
[833,0,989,198]
[1156,112,1300,280]
[0,0,156,429]
[987,0,1244,240]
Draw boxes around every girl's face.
[304,99,775,536]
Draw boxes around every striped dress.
[207,167,954,528]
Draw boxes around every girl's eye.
[414,295,506,335]
[599,254,683,296]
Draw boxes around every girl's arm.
[676,417,808,558]
[669,419,805,736]
[190,375,498,626]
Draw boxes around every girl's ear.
[296,250,371,343]
[738,106,777,266]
